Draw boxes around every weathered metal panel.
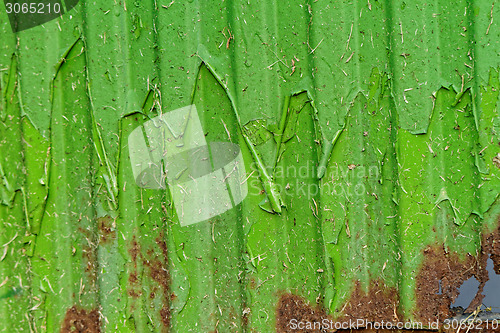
[0,0,499,332]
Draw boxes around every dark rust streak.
[140,234,173,331]
[127,236,142,299]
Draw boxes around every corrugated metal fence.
[1,0,499,332]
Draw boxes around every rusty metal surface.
[0,0,499,332]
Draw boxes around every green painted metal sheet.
[0,0,499,332]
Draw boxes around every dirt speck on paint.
[61,306,100,333]
[337,280,400,324]
[276,293,331,333]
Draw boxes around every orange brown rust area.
[336,280,400,324]
[416,246,479,322]
[128,289,142,298]
[156,235,168,258]
[160,306,171,330]
[128,272,139,284]
[416,220,500,323]
[126,233,173,330]
[466,221,500,313]
[141,234,173,330]
[141,235,171,293]
[61,306,100,333]
[145,257,170,290]
[276,284,399,333]
[276,293,332,333]
[482,222,500,275]
[97,216,115,244]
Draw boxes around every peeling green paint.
[0,0,499,332]
[196,50,285,214]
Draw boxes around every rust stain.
[337,280,400,324]
[78,227,97,285]
[128,272,138,284]
[128,289,142,298]
[276,293,331,333]
[160,306,171,329]
[128,236,140,264]
[463,222,500,314]
[277,284,399,333]
[469,221,500,313]
[97,216,115,244]
[142,236,171,293]
[415,246,479,322]
[128,234,176,332]
[127,236,142,299]
[141,234,173,331]
[61,306,100,333]
[147,258,170,291]
[275,292,498,333]
[249,277,257,290]
[416,219,500,323]
[126,234,172,328]
[482,222,500,275]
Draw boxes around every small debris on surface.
[493,153,500,169]
[162,1,175,9]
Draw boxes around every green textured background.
[0,0,499,332]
